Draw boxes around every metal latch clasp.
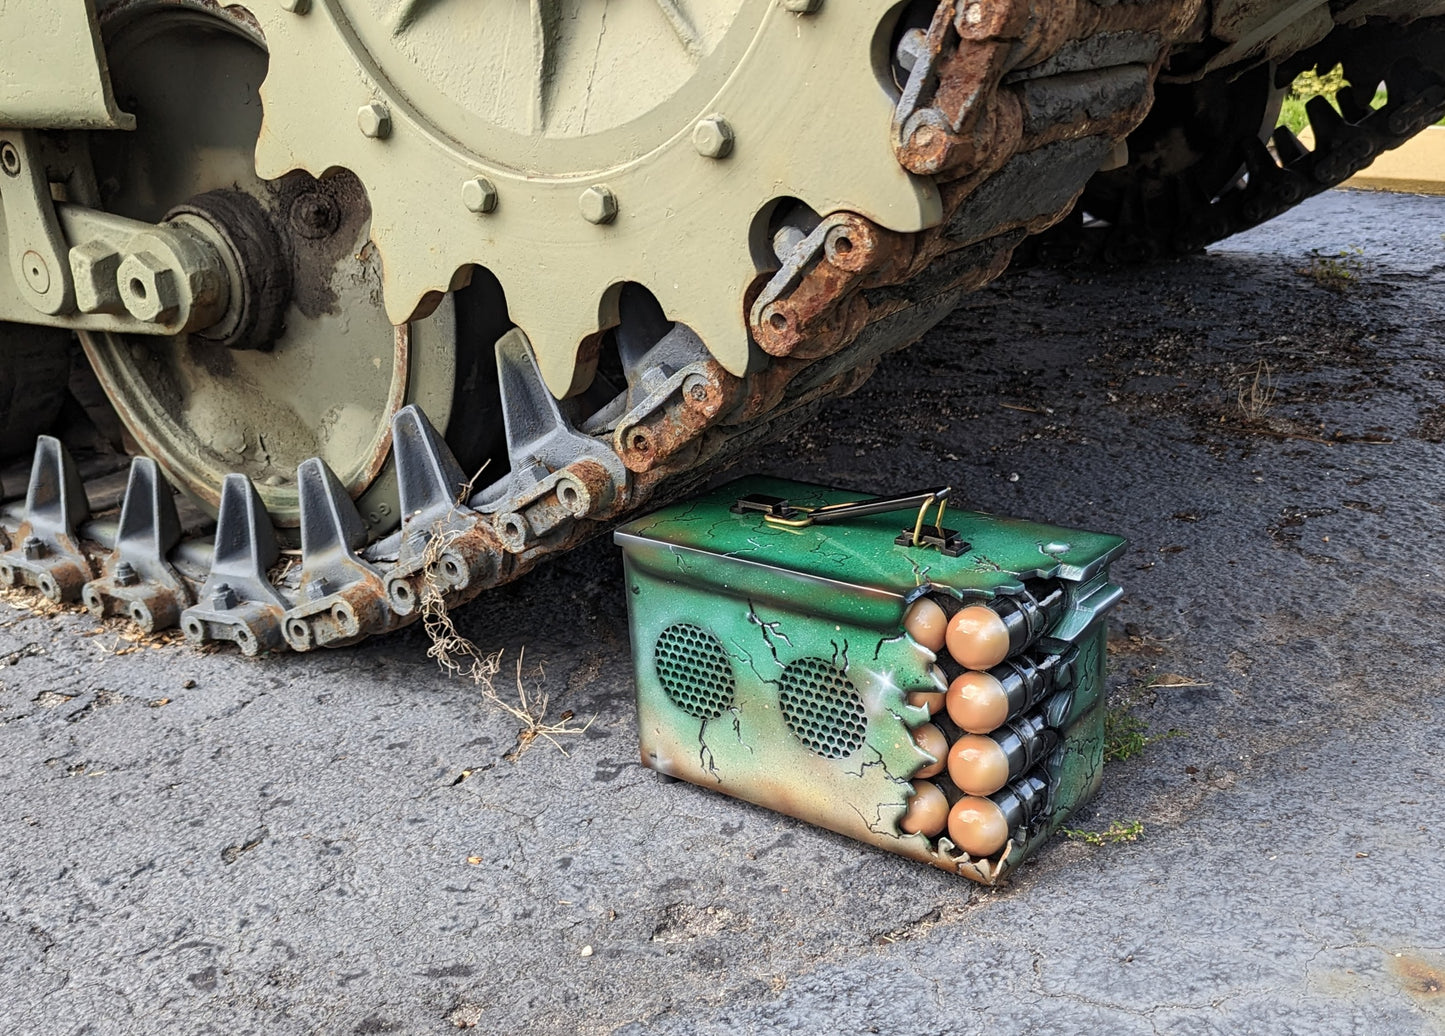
[732,486,967,556]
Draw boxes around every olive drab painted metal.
[0,2,1444,654]
[251,0,942,396]
[615,478,1124,883]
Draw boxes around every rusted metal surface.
[283,579,392,652]
[895,0,1201,178]
[615,364,741,474]
[750,215,913,360]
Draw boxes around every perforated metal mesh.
[654,623,736,720]
[778,657,868,758]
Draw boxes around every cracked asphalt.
[2,189,1443,1035]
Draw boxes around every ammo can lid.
[614,476,1126,610]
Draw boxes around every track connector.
[0,435,94,602]
[382,405,498,617]
[282,458,393,651]
[81,456,192,631]
[179,473,290,655]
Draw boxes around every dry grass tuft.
[418,529,589,759]
[1235,358,1277,420]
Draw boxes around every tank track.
[0,1,1432,655]
[1023,16,1445,267]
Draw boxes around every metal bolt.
[114,561,138,587]
[357,103,392,140]
[281,0,310,11]
[692,116,734,159]
[211,583,237,611]
[117,251,180,323]
[305,579,330,601]
[289,192,340,239]
[682,373,711,402]
[461,177,498,214]
[782,0,822,11]
[578,185,618,225]
[21,536,45,561]
[70,240,124,313]
[0,141,20,176]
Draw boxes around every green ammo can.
[614,477,1126,884]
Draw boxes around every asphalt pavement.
[1,188,1443,1035]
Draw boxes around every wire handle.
[733,487,950,530]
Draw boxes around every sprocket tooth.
[1336,88,1371,125]
[1271,126,1309,166]
[383,405,498,617]
[81,457,192,632]
[0,435,94,602]
[1304,95,1347,146]
[281,458,392,652]
[179,473,290,656]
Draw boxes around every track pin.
[0,436,93,602]
[281,458,392,651]
[383,405,498,617]
[81,457,192,631]
[179,474,290,655]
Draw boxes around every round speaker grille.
[778,657,868,758]
[654,623,736,720]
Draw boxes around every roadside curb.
[1299,124,1445,196]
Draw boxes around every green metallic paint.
[617,476,1125,885]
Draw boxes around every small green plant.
[1061,819,1145,846]
[1278,64,1349,136]
[1105,707,1183,763]
[1299,246,1365,292]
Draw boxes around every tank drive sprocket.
[251,0,941,397]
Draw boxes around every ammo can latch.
[731,486,967,556]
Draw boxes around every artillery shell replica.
[616,477,1124,884]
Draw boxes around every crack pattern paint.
[617,477,1124,885]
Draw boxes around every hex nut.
[782,0,822,11]
[357,103,392,140]
[117,251,181,323]
[462,177,498,214]
[579,185,618,225]
[69,240,124,313]
[692,116,735,159]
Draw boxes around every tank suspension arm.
[0,132,286,346]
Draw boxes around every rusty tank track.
[1023,15,1445,267]
[0,0,1434,655]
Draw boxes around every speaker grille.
[654,623,736,720]
[778,657,868,758]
